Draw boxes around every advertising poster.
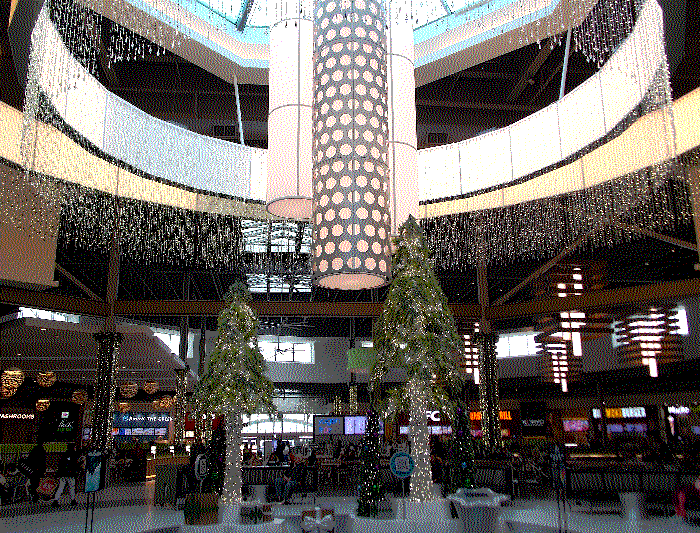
[85,451,106,493]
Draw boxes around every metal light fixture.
[1,368,25,399]
[311,0,391,290]
[120,382,138,398]
[143,381,159,395]
[71,389,88,405]
[36,371,57,387]
[159,395,174,409]
[36,399,50,411]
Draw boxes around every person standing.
[23,440,47,502]
[52,443,79,507]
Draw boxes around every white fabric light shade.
[267,105,313,219]
[387,17,418,235]
[266,16,314,220]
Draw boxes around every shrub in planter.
[183,493,219,526]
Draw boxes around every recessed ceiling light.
[41,328,47,331]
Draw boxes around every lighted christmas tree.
[372,215,466,501]
[444,406,475,495]
[192,281,276,509]
[356,408,384,517]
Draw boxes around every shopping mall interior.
[1,0,700,531]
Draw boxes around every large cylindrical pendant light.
[312,0,391,290]
[266,0,314,220]
[386,0,418,236]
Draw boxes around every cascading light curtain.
[311,0,392,290]
[420,0,684,268]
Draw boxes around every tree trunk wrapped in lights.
[192,282,276,518]
[372,215,465,501]
[356,408,384,517]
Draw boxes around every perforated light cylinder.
[266,0,314,220]
[312,0,391,290]
[386,0,418,236]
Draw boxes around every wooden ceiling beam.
[3,279,700,322]
[487,278,700,321]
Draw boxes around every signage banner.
[521,402,547,436]
[112,412,172,428]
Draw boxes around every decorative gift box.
[240,502,273,524]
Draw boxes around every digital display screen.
[112,428,119,436]
[345,416,366,435]
[155,428,167,437]
[563,419,590,432]
[143,428,155,436]
[132,428,145,436]
[314,416,344,435]
[123,428,132,436]
[399,426,409,435]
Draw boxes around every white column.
[266,0,314,220]
[387,0,418,235]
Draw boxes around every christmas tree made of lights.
[192,281,276,505]
[356,408,385,517]
[373,216,466,501]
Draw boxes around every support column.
[474,332,501,452]
[92,331,122,452]
[172,367,188,445]
[92,223,121,454]
[476,263,501,452]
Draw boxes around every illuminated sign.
[592,407,646,419]
[469,411,512,421]
[668,406,690,416]
[0,413,35,420]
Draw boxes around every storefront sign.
[521,402,547,437]
[469,411,512,421]
[592,407,646,419]
[668,406,690,416]
[0,413,35,420]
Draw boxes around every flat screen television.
[344,416,385,435]
[314,416,344,435]
[132,427,145,436]
[154,428,167,437]
[399,426,409,435]
[143,428,155,436]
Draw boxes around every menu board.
[314,416,344,435]
[155,428,167,437]
[143,428,155,435]
[132,427,145,436]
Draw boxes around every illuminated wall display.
[592,407,647,419]
[0,413,35,420]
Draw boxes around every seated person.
[266,452,280,466]
[274,454,307,504]
[242,445,253,466]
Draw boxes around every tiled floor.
[2,491,699,533]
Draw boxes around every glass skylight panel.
[411,0,448,28]
[197,0,248,23]
[247,0,271,26]
[19,307,79,323]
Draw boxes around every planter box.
[183,493,219,526]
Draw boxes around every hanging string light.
[36,371,57,388]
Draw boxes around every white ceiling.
[0,318,195,390]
